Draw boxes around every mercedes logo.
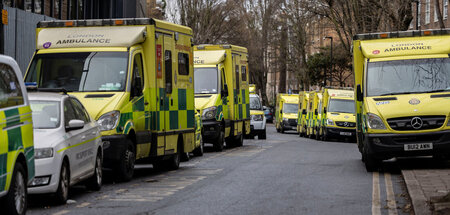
[410,117,423,129]
[344,122,349,127]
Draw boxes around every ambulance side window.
[178,53,189,76]
[0,63,24,109]
[241,66,247,82]
[235,65,240,90]
[131,53,144,98]
[165,51,172,94]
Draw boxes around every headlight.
[97,110,120,131]
[367,113,386,130]
[202,106,217,120]
[35,148,53,159]
[327,119,334,125]
[252,115,263,121]
[30,176,51,187]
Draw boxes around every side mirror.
[222,84,229,97]
[66,119,84,131]
[302,109,306,115]
[166,82,172,94]
[323,107,327,114]
[356,84,363,102]
[315,109,318,115]
[280,110,283,114]
[132,77,143,97]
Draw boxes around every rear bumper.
[365,130,450,160]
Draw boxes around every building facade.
[411,0,449,30]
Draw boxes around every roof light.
[380,33,389,38]
[65,21,73,27]
[423,30,432,36]
[115,20,124,25]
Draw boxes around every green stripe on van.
[0,153,7,191]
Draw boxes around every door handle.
[144,102,149,105]
[171,98,173,106]
[160,97,164,104]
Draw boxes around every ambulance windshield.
[194,67,219,94]
[328,99,355,113]
[250,96,262,110]
[26,52,128,92]
[283,103,298,114]
[366,58,450,97]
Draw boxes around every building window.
[445,0,448,20]
[425,0,431,24]
[434,3,439,22]
[418,1,422,26]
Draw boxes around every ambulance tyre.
[86,151,102,191]
[168,139,182,170]
[236,132,244,147]
[181,138,190,162]
[114,139,135,182]
[214,131,225,152]
[4,162,27,215]
[363,144,380,172]
[315,127,320,140]
[193,137,204,156]
[55,161,70,204]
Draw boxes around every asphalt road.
[28,124,416,215]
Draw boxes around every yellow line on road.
[384,173,398,215]
[372,172,381,215]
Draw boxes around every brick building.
[411,0,449,30]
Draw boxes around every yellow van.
[0,55,34,215]
[297,92,309,136]
[318,88,355,141]
[276,94,299,133]
[25,18,197,181]
[194,45,250,150]
[306,91,320,138]
[353,30,450,171]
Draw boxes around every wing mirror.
[314,109,318,115]
[302,109,306,115]
[356,84,363,102]
[66,119,84,131]
[221,84,229,97]
[323,108,327,114]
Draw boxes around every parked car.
[264,106,274,123]
[0,55,34,215]
[28,91,103,204]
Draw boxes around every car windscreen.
[30,100,61,129]
[250,96,262,110]
[328,99,355,113]
[366,58,450,97]
[194,67,218,94]
[283,103,298,114]
[25,52,128,92]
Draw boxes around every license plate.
[340,132,352,136]
[404,143,433,151]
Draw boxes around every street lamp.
[324,36,333,87]
[414,0,420,30]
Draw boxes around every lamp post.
[414,0,420,30]
[324,36,333,87]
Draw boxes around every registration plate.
[404,143,433,151]
[340,132,352,136]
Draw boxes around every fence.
[2,6,55,74]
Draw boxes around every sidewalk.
[402,169,450,215]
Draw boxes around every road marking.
[384,173,398,215]
[52,210,70,215]
[372,172,381,215]
[76,202,91,208]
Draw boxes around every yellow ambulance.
[0,55,34,215]
[306,91,320,138]
[353,30,450,171]
[297,91,309,136]
[24,18,198,181]
[318,88,355,141]
[194,45,250,151]
[275,94,299,133]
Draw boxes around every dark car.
[264,106,274,123]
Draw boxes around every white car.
[28,92,103,204]
[249,94,267,139]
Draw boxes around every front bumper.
[365,130,450,160]
[326,127,356,138]
[202,120,221,142]
[28,157,62,194]
[102,134,128,167]
[282,120,297,131]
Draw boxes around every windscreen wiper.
[378,92,415,96]
[420,89,450,94]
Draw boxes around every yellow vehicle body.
[306,91,320,137]
[25,18,197,180]
[353,30,450,171]
[194,45,250,150]
[275,94,299,133]
[249,84,256,94]
[0,56,34,214]
[297,92,309,136]
[318,88,356,141]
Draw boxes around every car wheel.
[214,131,225,152]
[193,137,204,157]
[55,161,70,204]
[86,152,102,191]
[3,162,27,215]
[114,139,135,182]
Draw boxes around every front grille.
[387,115,446,131]
[288,119,297,126]
[336,121,356,128]
[392,133,443,144]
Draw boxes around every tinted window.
[165,50,172,93]
[30,100,60,129]
[64,99,77,126]
[235,65,240,90]
[131,53,144,97]
[328,99,355,113]
[70,98,90,122]
[241,66,247,82]
[0,63,24,109]
[178,53,189,75]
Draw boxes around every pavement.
[402,169,450,215]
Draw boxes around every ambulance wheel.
[193,138,204,157]
[276,126,280,133]
[114,140,135,182]
[315,127,320,140]
[258,129,266,139]
[280,127,284,133]
[363,145,380,172]
[168,140,182,170]
[321,131,328,141]
[235,133,244,147]
[214,131,225,152]
[55,161,70,204]
[86,151,103,191]
[4,162,27,215]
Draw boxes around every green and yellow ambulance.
[25,18,198,181]
[318,88,355,141]
[276,94,299,133]
[353,30,450,171]
[306,91,320,138]
[194,45,250,151]
[0,55,34,215]
[297,91,309,136]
